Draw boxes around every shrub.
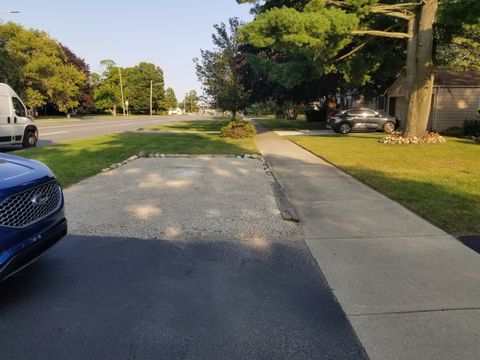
[221,121,256,139]
[464,119,480,137]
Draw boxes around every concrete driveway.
[65,157,297,243]
[0,157,367,359]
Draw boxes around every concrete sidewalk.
[255,127,480,360]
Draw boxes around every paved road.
[2,115,203,150]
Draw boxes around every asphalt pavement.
[0,157,368,360]
[1,115,203,150]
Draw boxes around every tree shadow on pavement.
[0,235,367,360]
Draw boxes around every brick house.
[386,70,480,132]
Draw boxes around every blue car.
[0,153,67,282]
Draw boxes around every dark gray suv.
[327,108,399,134]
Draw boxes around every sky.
[0,0,253,100]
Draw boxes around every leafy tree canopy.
[159,87,178,111]
[195,18,250,118]
[183,90,200,113]
[123,62,165,113]
[94,61,165,115]
[0,22,85,112]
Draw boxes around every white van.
[0,83,38,148]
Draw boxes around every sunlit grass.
[141,119,230,132]
[289,133,480,235]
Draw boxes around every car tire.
[22,131,38,148]
[339,122,351,134]
[383,121,396,134]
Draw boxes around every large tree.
[93,60,123,116]
[158,87,178,112]
[94,61,165,115]
[61,44,95,112]
[123,62,165,114]
[195,18,250,119]
[239,0,480,138]
[436,1,480,71]
[182,90,200,113]
[0,22,85,113]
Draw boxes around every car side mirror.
[26,109,35,120]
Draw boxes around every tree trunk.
[403,0,438,138]
[404,13,419,136]
[284,107,298,120]
[232,109,237,121]
[112,104,117,117]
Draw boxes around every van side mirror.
[26,109,35,120]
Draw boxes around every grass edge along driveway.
[288,133,480,236]
[16,131,258,188]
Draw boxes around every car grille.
[0,181,62,228]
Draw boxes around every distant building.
[386,70,480,132]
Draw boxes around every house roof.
[387,70,480,97]
[435,70,480,87]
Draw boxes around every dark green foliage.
[123,62,165,113]
[238,0,480,127]
[94,60,165,115]
[305,107,327,123]
[221,121,257,139]
[182,90,200,113]
[195,18,250,117]
[61,44,95,112]
[159,88,177,112]
[464,120,480,137]
[0,22,85,113]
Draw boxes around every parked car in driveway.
[0,83,38,148]
[0,153,67,282]
[327,108,399,134]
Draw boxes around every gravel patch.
[65,157,299,243]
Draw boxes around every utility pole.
[150,80,153,116]
[118,67,126,116]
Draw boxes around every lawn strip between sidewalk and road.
[16,132,258,188]
[288,133,480,236]
[141,118,230,132]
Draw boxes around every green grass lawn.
[16,132,258,188]
[255,117,326,131]
[288,133,480,236]
[141,119,230,132]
